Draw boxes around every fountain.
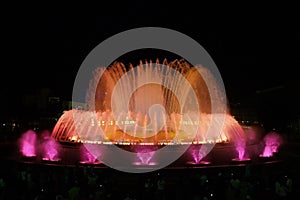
[134,151,157,166]
[132,145,158,166]
[41,137,61,164]
[231,138,251,164]
[259,131,282,161]
[19,130,37,161]
[52,59,230,144]
[186,145,211,166]
[44,59,279,168]
[80,144,102,165]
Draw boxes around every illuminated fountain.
[132,145,158,166]
[259,131,282,160]
[134,151,157,166]
[41,137,61,163]
[231,139,251,163]
[19,130,37,161]
[48,59,274,168]
[186,145,211,165]
[52,59,230,145]
[230,122,251,163]
[80,144,102,165]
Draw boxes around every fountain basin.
[132,162,158,166]
[258,155,275,162]
[41,157,62,164]
[79,160,103,165]
[231,158,252,164]
[22,155,37,162]
[186,161,211,166]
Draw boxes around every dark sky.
[2,7,300,117]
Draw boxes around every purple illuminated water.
[231,141,251,163]
[80,144,101,164]
[42,137,60,161]
[137,151,155,165]
[132,146,158,165]
[19,130,37,157]
[261,131,282,157]
[186,145,211,165]
[235,139,247,160]
[191,145,208,163]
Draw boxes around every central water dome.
[52,59,244,145]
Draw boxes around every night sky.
[2,8,300,120]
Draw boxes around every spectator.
[156,175,166,200]
[68,181,80,200]
[275,180,288,199]
[143,177,154,200]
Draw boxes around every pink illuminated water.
[231,138,252,163]
[43,138,60,161]
[137,151,155,165]
[80,145,101,164]
[85,151,98,163]
[261,131,282,157]
[191,145,208,163]
[132,145,158,165]
[20,130,37,157]
[235,139,246,160]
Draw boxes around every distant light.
[2,123,5,126]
